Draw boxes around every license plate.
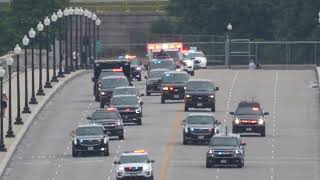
[88,147,94,150]
[198,136,204,139]
[220,159,227,164]
[129,174,138,177]
[174,95,180,99]
[197,103,203,106]
[246,127,252,131]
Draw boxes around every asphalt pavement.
[1,69,319,180]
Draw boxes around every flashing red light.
[241,120,257,124]
[182,47,188,51]
[112,68,123,72]
[252,107,259,111]
[124,108,131,112]
[169,87,174,91]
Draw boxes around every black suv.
[184,79,219,112]
[94,69,125,99]
[160,71,190,104]
[206,134,246,168]
[145,69,168,96]
[182,113,221,145]
[71,124,109,157]
[98,76,130,108]
[130,59,144,81]
[87,108,124,140]
[110,95,143,125]
[230,101,269,136]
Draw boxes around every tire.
[161,96,165,104]
[238,161,244,168]
[206,161,211,168]
[191,71,195,76]
[211,103,216,112]
[72,146,78,157]
[104,147,109,156]
[95,95,100,102]
[184,105,189,112]
[100,100,105,108]
[261,129,266,137]
[232,127,237,134]
[137,118,142,125]
[146,91,151,96]
[148,176,154,180]
[183,136,187,145]
[119,134,124,140]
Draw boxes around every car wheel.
[191,71,195,76]
[238,162,244,168]
[104,148,109,156]
[211,105,215,112]
[146,91,151,96]
[119,134,124,140]
[137,118,142,125]
[261,130,266,137]
[100,100,105,108]
[206,161,211,168]
[161,96,165,104]
[184,105,189,112]
[72,145,78,157]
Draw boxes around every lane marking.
[159,105,184,180]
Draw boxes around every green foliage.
[152,0,320,41]
[0,0,69,55]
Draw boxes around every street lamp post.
[14,44,23,125]
[79,8,84,69]
[225,23,232,69]
[84,9,89,69]
[28,28,38,104]
[92,13,97,62]
[36,22,45,96]
[96,18,101,59]
[63,8,70,74]
[44,16,52,88]
[22,35,31,113]
[5,56,15,138]
[0,67,7,151]
[87,11,92,68]
[51,13,59,82]
[74,7,80,70]
[69,7,75,72]
[57,9,64,78]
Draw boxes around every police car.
[114,149,155,180]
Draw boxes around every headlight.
[103,137,108,144]
[135,108,141,114]
[117,121,122,126]
[184,86,186,90]
[235,149,242,155]
[118,167,124,171]
[162,87,169,91]
[209,95,215,98]
[258,118,264,125]
[101,92,106,95]
[186,94,191,98]
[190,127,194,131]
[143,165,151,171]
[208,150,214,154]
[136,67,141,70]
[184,127,188,133]
[235,118,240,124]
[73,138,78,145]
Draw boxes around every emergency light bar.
[147,42,183,51]
[112,68,123,72]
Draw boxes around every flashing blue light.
[190,128,195,131]
[218,152,223,155]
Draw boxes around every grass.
[70,1,168,12]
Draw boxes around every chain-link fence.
[101,33,320,66]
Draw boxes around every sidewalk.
[0,68,89,176]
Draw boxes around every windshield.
[210,137,239,147]
[99,72,124,80]
[101,78,129,89]
[131,60,141,66]
[150,60,175,70]
[92,111,120,120]
[153,51,179,59]
[113,88,137,96]
[187,81,214,91]
[75,127,104,136]
[189,52,204,58]
[110,96,138,106]
[119,155,148,164]
[149,70,166,79]
[162,73,189,84]
[187,116,214,124]
[235,107,263,116]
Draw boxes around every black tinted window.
[187,81,214,91]
[110,96,138,106]
[187,116,214,124]
[162,73,189,83]
[210,137,239,147]
[76,127,104,136]
[92,111,120,120]
[235,107,263,116]
[101,78,129,88]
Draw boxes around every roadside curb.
[0,70,90,177]
[316,67,320,85]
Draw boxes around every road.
[1,69,320,180]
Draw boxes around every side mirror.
[215,87,219,91]
[264,112,269,116]
[176,65,180,69]
[215,120,221,125]
[240,142,246,146]
[114,161,120,164]
[129,83,133,86]
[91,77,96,82]
[229,112,235,115]
[195,60,200,63]
[140,93,145,96]
[181,119,186,126]
[140,101,144,106]
[149,160,155,163]
[144,76,148,79]
[70,130,75,138]
[86,117,91,120]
